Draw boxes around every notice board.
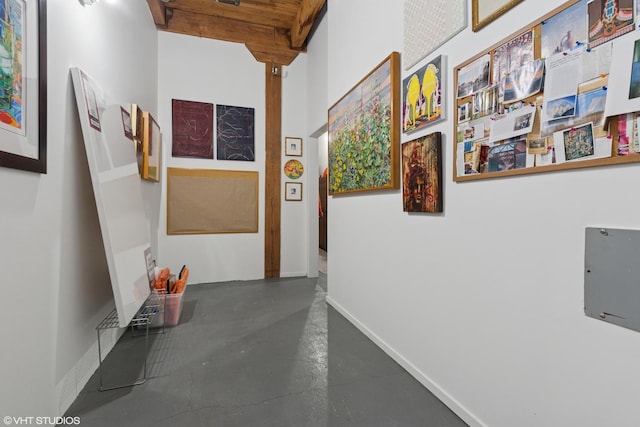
[167,168,259,234]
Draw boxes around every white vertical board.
[70,67,151,327]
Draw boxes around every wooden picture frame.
[285,137,303,156]
[0,0,47,173]
[472,0,524,32]
[142,111,161,182]
[285,182,303,201]
[454,0,640,182]
[328,52,400,195]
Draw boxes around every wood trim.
[166,10,302,65]
[290,0,326,48]
[264,62,282,278]
[146,0,167,27]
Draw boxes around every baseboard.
[280,271,308,278]
[56,327,125,416]
[326,296,485,427]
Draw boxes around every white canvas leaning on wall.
[70,67,152,327]
[403,0,467,69]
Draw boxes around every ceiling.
[146,0,327,66]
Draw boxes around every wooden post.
[264,62,282,278]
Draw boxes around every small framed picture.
[285,137,303,156]
[285,182,303,201]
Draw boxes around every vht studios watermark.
[3,416,80,425]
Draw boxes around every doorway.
[317,131,328,274]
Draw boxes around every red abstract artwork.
[172,99,214,159]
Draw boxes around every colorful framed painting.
[472,0,524,32]
[0,0,46,173]
[285,136,303,156]
[142,111,161,182]
[284,159,304,179]
[217,104,255,161]
[401,132,443,213]
[285,182,303,201]
[171,99,214,159]
[403,55,445,133]
[328,52,400,195]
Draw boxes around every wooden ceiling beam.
[147,0,168,27]
[163,0,298,29]
[165,9,302,64]
[246,44,300,66]
[290,0,325,48]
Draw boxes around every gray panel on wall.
[585,227,640,333]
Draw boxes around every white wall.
[0,0,158,417]
[324,1,640,426]
[157,33,310,282]
[305,12,328,276]
[282,54,310,277]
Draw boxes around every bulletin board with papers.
[453,0,640,181]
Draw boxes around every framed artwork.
[0,0,46,174]
[217,104,255,161]
[284,159,304,179]
[401,132,443,213]
[142,111,161,182]
[403,55,445,133]
[472,0,524,32]
[130,103,143,141]
[285,137,303,156]
[403,0,466,69]
[171,99,214,159]
[285,182,303,201]
[328,52,400,195]
[120,107,133,140]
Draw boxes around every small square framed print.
[285,137,303,156]
[285,182,303,201]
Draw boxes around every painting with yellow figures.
[403,55,445,134]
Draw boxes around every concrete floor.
[66,275,467,426]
